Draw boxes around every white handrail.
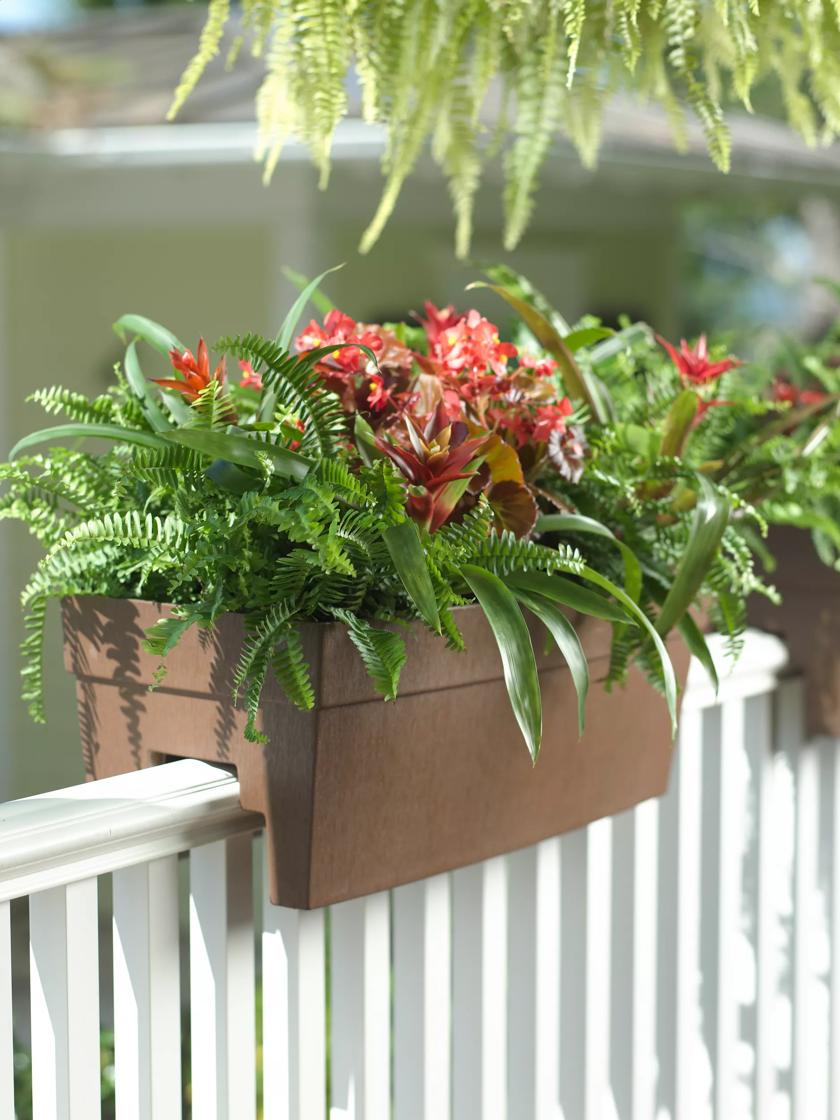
[0,759,260,902]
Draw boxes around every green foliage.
[12,273,836,759]
[170,0,840,254]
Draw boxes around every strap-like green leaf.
[513,588,589,736]
[124,340,172,433]
[660,390,699,459]
[276,263,345,351]
[163,429,313,480]
[655,474,730,637]
[562,326,614,352]
[507,571,632,625]
[536,512,642,602]
[382,520,441,633]
[579,565,678,734]
[113,314,184,357]
[463,564,542,761]
[678,612,719,693]
[10,423,170,460]
[466,281,607,421]
[282,266,337,317]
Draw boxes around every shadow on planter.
[63,596,690,909]
[747,526,840,738]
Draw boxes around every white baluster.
[558,818,612,1120]
[610,798,659,1120]
[29,879,101,1120]
[748,694,777,1119]
[706,697,748,1118]
[506,839,561,1120]
[0,900,13,1119]
[393,874,451,1120]
[262,871,326,1120]
[452,856,508,1120]
[330,892,391,1120]
[829,738,840,1120]
[785,681,822,1120]
[190,835,257,1120]
[113,856,182,1120]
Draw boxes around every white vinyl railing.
[0,628,836,1119]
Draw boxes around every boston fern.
[170,0,840,255]
[4,266,838,759]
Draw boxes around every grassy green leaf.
[163,429,313,480]
[124,340,172,433]
[113,314,184,357]
[513,588,589,736]
[660,390,699,459]
[536,512,642,602]
[382,520,441,632]
[507,571,632,624]
[466,281,607,421]
[656,474,730,636]
[10,423,170,460]
[562,326,614,352]
[282,266,337,317]
[579,565,678,734]
[462,564,542,761]
[678,612,718,693]
[276,263,344,351]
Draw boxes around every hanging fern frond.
[168,0,840,254]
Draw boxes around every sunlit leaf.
[655,474,729,637]
[463,564,542,761]
[113,314,184,357]
[513,587,589,735]
[382,519,441,632]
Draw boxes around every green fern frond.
[331,607,407,700]
[271,626,316,709]
[217,333,348,457]
[169,0,232,120]
[27,387,117,426]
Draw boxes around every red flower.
[518,352,558,380]
[419,301,462,347]
[432,310,518,380]
[656,334,742,385]
[531,400,574,443]
[153,339,227,402]
[366,374,393,413]
[772,378,828,406]
[295,310,383,377]
[238,360,263,390]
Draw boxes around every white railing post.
[29,879,102,1120]
[113,856,183,1120]
[0,899,13,1118]
[262,866,326,1120]
[393,874,452,1120]
[506,839,561,1120]
[452,856,508,1120]
[190,835,257,1120]
[330,891,391,1120]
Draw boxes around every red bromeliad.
[154,339,227,402]
[656,334,742,385]
[772,377,829,406]
[375,404,489,533]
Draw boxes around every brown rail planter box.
[63,595,690,909]
[748,526,840,737]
